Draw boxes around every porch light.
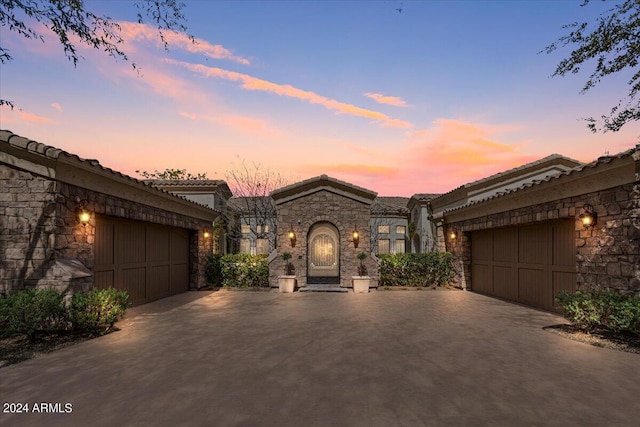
[76,199,91,224]
[203,230,211,239]
[449,230,457,240]
[352,227,360,248]
[580,204,597,227]
[288,227,296,248]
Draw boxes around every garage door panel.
[150,227,171,262]
[95,215,191,307]
[171,229,189,262]
[472,220,576,312]
[493,266,517,301]
[519,225,547,265]
[121,267,146,306]
[472,230,492,261]
[94,270,114,290]
[118,222,146,264]
[149,265,171,299]
[171,263,189,294]
[552,222,575,267]
[493,228,517,262]
[553,271,576,298]
[518,268,546,308]
[95,220,115,265]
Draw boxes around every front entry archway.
[307,222,340,284]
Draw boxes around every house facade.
[2,129,638,311]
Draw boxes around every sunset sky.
[1,1,638,196]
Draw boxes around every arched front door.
[307,222,340,284]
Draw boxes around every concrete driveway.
[1,289,639,426]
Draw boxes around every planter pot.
[352,276,371,293]
[278,275,297,293]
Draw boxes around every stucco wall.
[270,189,377,288]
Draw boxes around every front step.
[299,284,348,292]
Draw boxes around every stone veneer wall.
[0,163,213,295]
[441,182,640,295]
[0,165,58,294]
[269,189,377,288]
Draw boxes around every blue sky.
[1,0,637,195]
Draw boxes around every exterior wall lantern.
[288,226,296,248]
[203,230,211,239]
[76,199,91,225]
[580,204,597,227]
[449,230,457,240]
[352,227,360,248]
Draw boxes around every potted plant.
[278,252,296,293]
[352,251,370,293]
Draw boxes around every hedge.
[379,253,454,287]
[219,254,269,287]
[556,289,640,333]
[0,288,130,340]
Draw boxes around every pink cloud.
[364,92,408,107]
[1,106,57,125]
[165,59,412,128]
[50,103,63,112]
[300,118,536,196]
[179,111,284,139]
[117,22,249,65]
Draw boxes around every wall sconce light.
[76,199,91,225]
[288,226,296,248]
[203,230,211,239]
[449,230,457,240]
[352,227,360,248]
[579,204,597,227]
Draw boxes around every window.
[240,238,251,254]
[395,239,406,254]
[241,224,251,234]
[378,239,390,254]
[378,225,390,234]
[256,238,269,254]
[396,225,406,235]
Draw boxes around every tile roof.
[434,154,583,201]
[271,174,377,203]
[440,147,638,215]
[0,129,218,212]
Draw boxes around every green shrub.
[0,288,67,342]
[70,288,130,335]
[205,254,224,286]
[556,289,640,333]
[220,254,269,287]
[379,253,454,287]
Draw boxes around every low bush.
[205,254,224,286]
[70,288,130,335]
[220,254,269,287]
[0,288,67,342]
[379,253,454,287]
[556,289,640,333]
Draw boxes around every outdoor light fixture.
[352,227,360,248]
[75,199,91,225]
[288,226,296,248]
[580,204,597,227]
[203,230,211,239]
[449,230,457,240]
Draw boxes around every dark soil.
[0,331,97,369]
[543,324,640,354]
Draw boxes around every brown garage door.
[94,215,190,306]
[471,220,576,311]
